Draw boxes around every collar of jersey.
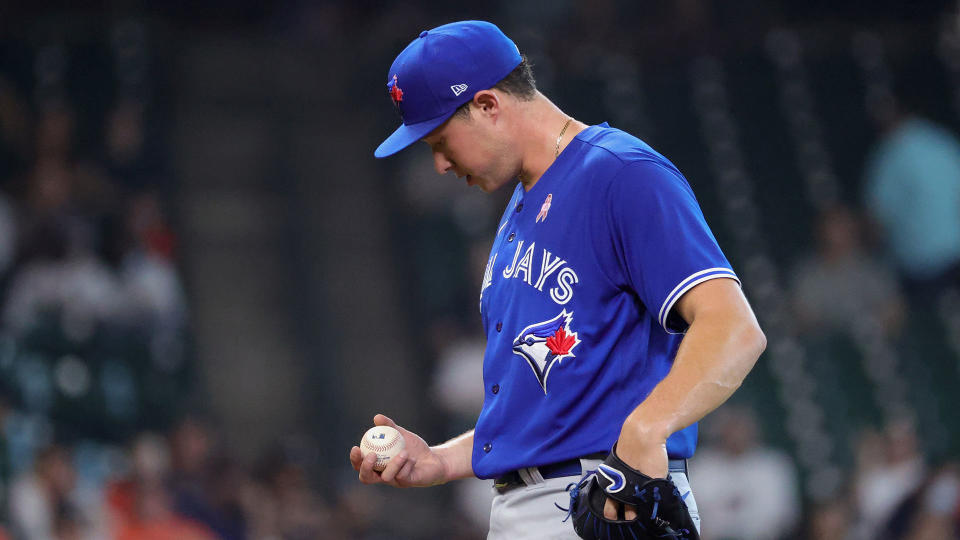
[520,122,610,200]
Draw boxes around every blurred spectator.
[104,433,170,534]
[863,102,960,302]
[250,443,329,540]
[329,482,392,540]
[113,480,215,540]
[25,155,73,219]
[873,461,960,540]
[808,495,854,540]
[34,101,75,164]
[168,417,211,521]
[429,319,485,427]
[2,217,127,340]
[53,502,88,540]
[120,191,187,332]
[789,205,905,338]
[851,420,926,540]
[167,416,249,540]
[690,406,800,540]
[8,444,79,540]
[901,463,960,540]
[105,99,145,174]
[848,460,960,540]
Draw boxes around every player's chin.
[475,176,507,193]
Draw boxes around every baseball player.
[350,21,766,540]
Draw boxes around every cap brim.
[374,111,455,158]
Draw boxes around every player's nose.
[432,150,453,175]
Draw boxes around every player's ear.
[471,90,500,120]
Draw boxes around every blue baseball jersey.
[473,123,739,479]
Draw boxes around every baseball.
[360,425,406,472]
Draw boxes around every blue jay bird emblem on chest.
[512,310,581,393]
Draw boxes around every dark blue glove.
[567,446,700,540]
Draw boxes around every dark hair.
[453,55,537,119]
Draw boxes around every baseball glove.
[562,446,700,540]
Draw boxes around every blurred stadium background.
[0,1,959,539]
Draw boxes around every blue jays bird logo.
[512,310,580,393]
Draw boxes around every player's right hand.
[349,414,449,488]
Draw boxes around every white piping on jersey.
[658,268,740,334]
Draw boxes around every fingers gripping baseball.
[349,414,447,488]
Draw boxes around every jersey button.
[492,384,500,394]
[496,322,502,332]
[507,232,515,242]
[516,202,523,212]
[483,443,492,453]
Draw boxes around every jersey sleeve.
[607,159,739,333]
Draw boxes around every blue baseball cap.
[374,21,522,158]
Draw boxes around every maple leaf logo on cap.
[388,74,404,104]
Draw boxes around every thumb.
[373,414,397,428]
[373,414,416,442]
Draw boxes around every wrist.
[430,445,452,485]
[622,412,672,444]
[617,415,671,478]
[430,429,476,483]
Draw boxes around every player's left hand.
[570,445,698,540]
[604,424,669,520]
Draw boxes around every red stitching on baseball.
[365,434,402,452]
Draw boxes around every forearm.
[627,309,765,440]
[432,429,476,482]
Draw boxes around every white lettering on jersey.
[550,267,579,305]
[479,253,497,311]
[514,242,536,285]
[503,240,525,278]
[535,250,566,291]
[496,238,579,305]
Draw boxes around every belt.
[493,454,688,490]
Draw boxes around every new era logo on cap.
[450,84,469,96]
